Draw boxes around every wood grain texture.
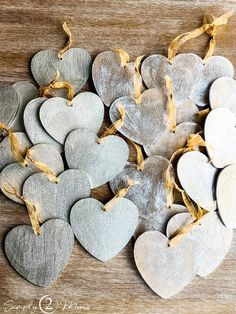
[1,1,236,313]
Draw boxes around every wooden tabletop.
[0,1,236,313]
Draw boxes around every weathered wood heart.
[141,53,203,103]
[144,122,200,159]
[92,50,143,107]
[5,219,74,287]
[70,198,138,261]
[166,211,233,277]
[31,48,92,93]
[190,56,234,107]
[23,169,90,222]
[65,128,129,188]
[24,97,63,152]
[0,85,19,132]
[11,81,39,132]
[39,92,104,144]
[210,77,236,115]
[0,143,64,203]
[110,155,174,217]
[205,108,236,168]
[177,151,218,211]
[217,164,236,228]
[134,230,203,298]
[0,132,32,172]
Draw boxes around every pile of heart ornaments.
[0,19,235,298]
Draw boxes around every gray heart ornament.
[65,129,129,188]
[70,197,138,261]
[23,169,90,223]
[40,92,104,144]
[0,85,19,132]
[31,48,92,93]
[24,97,63,152]
[5,219,74,287]
[0,143,64,203]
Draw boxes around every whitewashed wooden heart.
[24,97,63,152]
[190,56,234,107]
[11,81,39,132]
[110,155,174,216]
[134,204,187,237]
[5,219,74,287]
[210,77,236,115]
[0,132,32,172]
[31,48,92,93]
[177,151,218,211]
[144,122,201,159]
[65,128,129,188]
[0,85,19,131]
[166,211,233,277]
[0,143,64,203]
[205,108,236,168]
[92,50,143,107]
[134,230,203,298]
[23,169,90,222]
[141,53,203,103]
[40,92,104,144]
[217,164,236,228]
[70,198,138,261]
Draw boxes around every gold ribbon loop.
[103,178,139,211]
[58,22,73,60]
[97,104,125,143]
[165,76,176,133]
[0,122,28,167]
[168,10,234,62]
[134,55,145,104]
[3,184,41,235]
[126,139,144,171]
[25,149,59,183]
[114,48,130,67]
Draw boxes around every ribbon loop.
[58,22,73,60]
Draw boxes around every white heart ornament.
[205,108,236,168]
[134,230,203,298]
[0,85,19,132]
[217,164,236,228]
[24,97,63,152]
[5,219,74,287]
[23,169,90,223]
[70,198,138,261]
[166,211,233,277]
[65,129,129,188]
[177,151,218,211]
[31,48,92,93]
[0,144,64,203]
[40,92,104,144]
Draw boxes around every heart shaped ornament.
[210,77,236,115]
[11,81,39,132]
[190,56,234,107]
[0,144,64,203]
[70,198,138,261]
[65,129,129,188]
[144,122,201,159]
[92,50,144,107]
[31,48,92,93]
[110,156,174,217]
[24,97,63,152]
[177,151,218,211]
[0,132,32,172]
[5,219,74,287]
[205,108,236,168]
[0,85,19,132]
[166,211,233,277]
[134,204,187,237]
[141,53,203,103]
[134,230,203,298]
[217,164,236,228]
[23,169,90,222]
[40,92,104,144]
